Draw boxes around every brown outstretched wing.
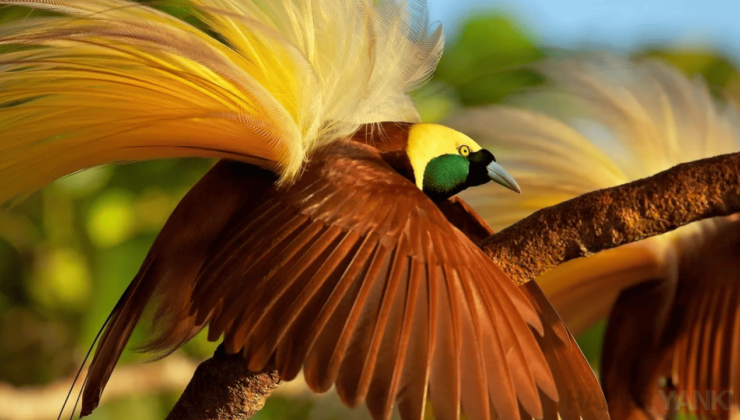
[437,196,609,420]
[185,141,561,420]
[82,139,571,420]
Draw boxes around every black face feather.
[465,149,496,187]
[422,149,496,201]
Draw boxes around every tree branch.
[166,152,740,418]
[165,346,279,420]
[482,152,740,284]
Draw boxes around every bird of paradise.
[0,1,607,420]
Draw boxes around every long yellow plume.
[451,56,740,330]
[454,56,740,230]
[0,0,443,203]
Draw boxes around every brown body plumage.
[80,124,606,420]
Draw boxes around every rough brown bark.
[482,152,740,284]
[167,152,740,419]
[165,346,279,420]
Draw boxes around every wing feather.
[353,240,409,408]
[457,269,493,420]
[335,241,393,406]
[710,283,735,402]
[249,227,357,368]
[429,264,462,420]
[274,230,365,379]
[367,256,421,420]
[522,282,608,420]
[485,273,545,418]
[395,259,432,420]
[598,218,740,420]
[298,235,379,386]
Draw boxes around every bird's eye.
[458,145,470,157]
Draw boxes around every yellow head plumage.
[406,124,484,188]
[404,123,520,200]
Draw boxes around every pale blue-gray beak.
[486,161,521,193]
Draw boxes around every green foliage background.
[1,3,739,420]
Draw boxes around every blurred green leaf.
[181,329,219,359]
[412,81,461,123]
[29,247,91,310]
[434,13,544,105]
[86,190,136,249]
[82,237,154,356]
[576,319,607,371]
